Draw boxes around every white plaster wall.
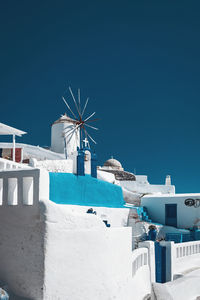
[30,158,74,173]
[97,170,116,183]
[41,200,151,300]
[65,204,130,227]
[51,122,80,156]
[135,175,149,184]
[120,181,175,195]
[0,168,45,299]
[43,212,151,300]
[43,226,131,300]
[0,168,151,300]
[122,187,142,206]
[153,268,200,300]
[141,194,200,228]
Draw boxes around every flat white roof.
[0,123,27,136]
[143,193,200,198]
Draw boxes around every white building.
[99,158,175,195]
[141,193,200,229]
[0,121,199,299]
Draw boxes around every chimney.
[165,175,171,185]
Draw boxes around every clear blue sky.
[1,1,200,192]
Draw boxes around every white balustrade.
[132,248,148,277]
[0,172,36,206]
[161,240,200,281]
[0,157,29,171]
[175,241,200,259]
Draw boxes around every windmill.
[62,87,99,155]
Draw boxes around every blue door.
[165,204,177,227]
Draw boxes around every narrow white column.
[23,177,33,205]
[8,178,18,205]
[12,134,16,162]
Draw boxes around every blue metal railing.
[166,230,200,243]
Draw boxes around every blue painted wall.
[49,173,125,208]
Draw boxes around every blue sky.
[1,1,200,192]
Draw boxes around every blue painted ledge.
[49,173,125,208]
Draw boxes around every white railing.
[0,169,40,206]
[175,241,200,259]
[159,240,200,281]
[132,248,148,277]
[0,157,30,171]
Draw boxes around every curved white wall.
[51,122,80,156]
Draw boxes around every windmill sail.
[62,87,98,156]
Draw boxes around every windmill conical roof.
[52,114,77,125]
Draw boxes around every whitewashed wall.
[30,158,74,173]
[120,181,175,195]
[43,207,151,300]
[141,194,200,228]
[0,168,152,300]
[0,168,49,299]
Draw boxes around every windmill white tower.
[51,87,98,160]
[51,114,80,157]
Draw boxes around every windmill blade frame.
[62,96,77,120]
[85,128,97,144]
[69,87,82,119]
[85,123,98,131]
[84,111,96,122]
[62,87,99,150]
[81,98,89,117]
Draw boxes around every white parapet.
[0,167,49,206]
[132,247,148,277]
[0,157,30,171]
[139,241,156,283]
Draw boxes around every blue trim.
[77,149,85,176]
[155,242,166,283]
[91,152,97,178]
[83,146,91,152]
